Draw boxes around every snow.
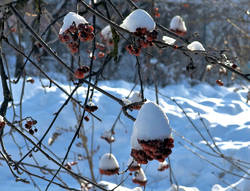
[98,181,142,191]
[134,101,171,141]
[212,170,250,191]
[187,41,205,51]
[101,130,115,142]
[129,91,142,103]
[134,169,147,182]
[59,12,88,34]
[123,91,143,106]
[120,9,156,32]
[162,36,176,45]
[158,160,168,170]
[101,25,113,40]
[167,184,200,191]
[1,78,250,191]
[170,15,187,32]
[130,126,142,150]
[99,153,119,170]
[128,157,140,167]
[0,115,4,122]
[150,58,158,64]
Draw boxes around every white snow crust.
[170,15,187,32]
[134,169,147,182]
[162,36,176,45]
[129,91,142,103]
[2,78,250,191]
[187,41,205,51]
[167,184,200,191]
[123,91,142,106]
[98,181,142,191]
[120,9,156,32]
[134,101,171,141]
[158,160,168,169]
[130,127,142,150]
[59,12,88,34]
[150,58,158,64]
[212,170,250,191]
[0,115,4,122]
[99,153,119,170]
[101,25,113,40]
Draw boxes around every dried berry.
[98,51,105,58]
[84,116,90,122]
[216,80,224,86]
[29,129,34,135]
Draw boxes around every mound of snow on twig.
[162,36,176,45]
[187,41,205,51]
[59,12,88,34]
[134,101,171,140]
[170,15,187,32]
[101,25,112,40]
[99,153,119,170]
[120,9,155,32]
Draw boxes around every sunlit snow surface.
[0,79,249,191]
[120,9,155,32]
[59,12,88,34]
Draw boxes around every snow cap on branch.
[129,91,143,103]
[162,36,176,45]
[59,12,88,34]
[99,153,119,170]
[170,15,187,33]
[101,25,112,41]
[134,101,171,141]
[187,41,205,51]
[120,9,156,32]
[167,184,199,191]
[133,168,147,186]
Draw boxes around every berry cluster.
[65,161,78,170]
[59,23,94,54]
[131,137,174,164]
[129,103,143,110]
[74,65,90,79]
[99,168,119,175]
[154,8,160,18]
[25,120,38,135]
[126,28,158,56]
[130,149,152,164]
[85,101,98,113]
[138,137,174,162]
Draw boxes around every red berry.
[216,80,224,86]
[29,129,34,135]
[84,116,89,121]
[98,51,105,58]
[96,43,105,50]
[74,69,85,79]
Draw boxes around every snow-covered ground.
[0,79,249,191]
